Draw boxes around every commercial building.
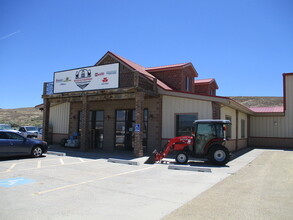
[41,51,293,156]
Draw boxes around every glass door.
[93,111,104,149]
[115,109,148,151]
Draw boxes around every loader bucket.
[144,151,157,164]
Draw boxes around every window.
[186,77,191,92]
[241,119,245,138]
[225,115,232,139]
[6,132,25,140]
[0,132,8,139]
[176,114,198,136]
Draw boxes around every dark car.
[0,130,48,158]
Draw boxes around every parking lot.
[0,148,264,219]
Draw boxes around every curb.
[168,165,212,172]
[46,151,66,156]
[108,158,140,166]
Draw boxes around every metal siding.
[49,103,70,134]
[162,96,213,138]
[220,106,237,139]
[250,75,293,138]
[286,75,293,136]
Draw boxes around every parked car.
[19,126,38,138]
[0,124,13,130]
[0,130,48,158]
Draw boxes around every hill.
[229,96,283,108]
[0,107,43,128]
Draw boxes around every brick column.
[134,92,144,157]
[42,98,50,143]
[80,93,89,151]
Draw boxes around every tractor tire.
[208,145,230,166]
[175,151,189,164]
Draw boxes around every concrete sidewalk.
[163,149,293,220]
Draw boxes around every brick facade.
[147,68,195,93]
[68,96,162,153]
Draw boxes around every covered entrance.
[115,109,148,151]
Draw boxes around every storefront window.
[241,119,245,138]
[225,115,232,139]
[176,114,198,136]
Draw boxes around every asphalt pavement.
[1,146,292,219]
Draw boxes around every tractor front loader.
[145,120,231,166]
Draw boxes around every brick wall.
[68,96,162,153]
[98,55,154,92]
[149,69,195,92]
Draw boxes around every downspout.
[236,110,239,151]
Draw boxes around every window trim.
[241,119,245,138]
[186,77,191,92]
[225,115,232,139]
[175,113,198,137]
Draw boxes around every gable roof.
[146,62,198,77]
[194,78,219,89]
[96,51,173,90]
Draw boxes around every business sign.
[53,63,119,93]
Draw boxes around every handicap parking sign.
[0,177,35,188]
[135,124,140,132]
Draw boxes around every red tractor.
[145,120,231,166]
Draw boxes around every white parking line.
[34,166,155,195]
[5,163,16,172]
[37,160,42,168]
[59,159,65,165]
[0,159,97,174]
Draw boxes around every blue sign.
[135,124,140,132]
[0,177,35,188]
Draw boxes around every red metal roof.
[194,78,214,84]
[105,52,173,90]
[146,62,198,77]
[194,78,219,89]
[146,63,190,71]
[249,106,284,113]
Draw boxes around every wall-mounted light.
[150,114,154,120]
[274,121,278,126]
[106,115,111,120]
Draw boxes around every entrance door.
[79,111,104,149]
[115,109,148,151]
[115,110,134,150]
[90,111,104,149]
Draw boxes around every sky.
[0,0,292,109]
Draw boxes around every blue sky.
[0,0,292,109]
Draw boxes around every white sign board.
[53,63,119,93]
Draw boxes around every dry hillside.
[229,96,283,108]
[0,107,43,128]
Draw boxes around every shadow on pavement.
[47,145,139,160]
